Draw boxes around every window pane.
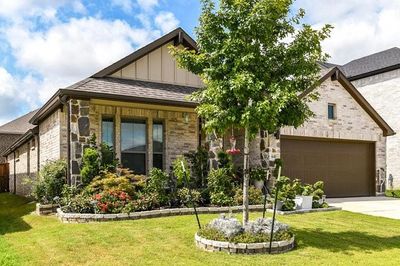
[102,119,114,147]
[121,153,146,174]
[153,154,163,170]
[328,104,335,119]
[121,121,146,152]
[153,123,163,153]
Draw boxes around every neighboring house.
[338,47,400,190]
[0,110,38,163]
[2,28,394,198]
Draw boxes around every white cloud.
[137,0,159,11]
[3,17,161,104]
[154,12,179,34]
[0,0,85,20]
[112,0,134,13]
[295,0,400,64]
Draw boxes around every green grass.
[1,193,400,266]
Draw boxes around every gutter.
[2,127,39,157]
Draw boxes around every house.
[2,28,394,198]
[337,47,400,190]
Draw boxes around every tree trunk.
[242,126,250,225]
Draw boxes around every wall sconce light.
[182,112,189,123]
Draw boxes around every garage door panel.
[281,137,375,197]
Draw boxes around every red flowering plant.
[226,135,241,155]
[93,190,133,214]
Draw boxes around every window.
[102,117,114,148]
[153,122,164,169]
[121,120,146,174]
[328,103,336,120]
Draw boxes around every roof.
[300,67,395,137]
[340,47,400,80]
[2,127,38,157]
[62,77,198,106]
[0,109,38,134]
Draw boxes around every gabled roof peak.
[91,27,196,78]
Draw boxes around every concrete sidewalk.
[328,196,400,219]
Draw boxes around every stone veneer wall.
[352,69,400,189]
[68,99,199,182]
[69,99,91,184]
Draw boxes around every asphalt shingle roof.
[340,47,400,78]
[66,77,198,104]
[0,109,38,134]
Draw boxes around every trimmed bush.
[31,160,67,204]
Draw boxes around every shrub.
[207,215,243,238]
[177,187,201,207]
[184,146,209,188]
[31,160,67,204]
[61,193,94,213]
[208,168,234,206]
[80,135,119,186]
[234,187,264,205]
[217,150,233,172]
[130,191,160,211]
[385,189,400,198]
[94,190,132,214]
[146,168,170,205]
[250,167,268,181]
[81,147,101,185]
[271,176,296,211]
[85,168,145,196]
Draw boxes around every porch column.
[147,117,153,175]
[115,107,121,162]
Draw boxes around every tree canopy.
[171,0,332,138]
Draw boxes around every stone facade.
[352,69,400,189]
[68,99,199,183]
[7,136,38,196]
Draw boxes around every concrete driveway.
[328,196,400,219]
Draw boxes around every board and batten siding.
[109,42,203,88]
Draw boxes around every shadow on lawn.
[0,193,34,235]
[295,227,400,254]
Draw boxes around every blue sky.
[0,0,399,124]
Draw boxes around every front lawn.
[1,193,400,266]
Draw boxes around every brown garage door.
[281,136,375,197]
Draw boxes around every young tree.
[171,0,331,224]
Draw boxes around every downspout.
[37,134,40,173]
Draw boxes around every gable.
[109,41,203,87]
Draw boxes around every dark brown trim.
[281,134,375,144]
[300,67,395,137]
[29,90,63,125]
[347,63,400,81]
[37,134,40,173]
[91,28,197,78]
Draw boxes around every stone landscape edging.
[266,206,342,215]
[56,205,341,223]
[194,233,295,254]
[36,203,59,216]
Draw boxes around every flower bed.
[56,204,270,223]
[195,216,295,254]
[195,233,295,254]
